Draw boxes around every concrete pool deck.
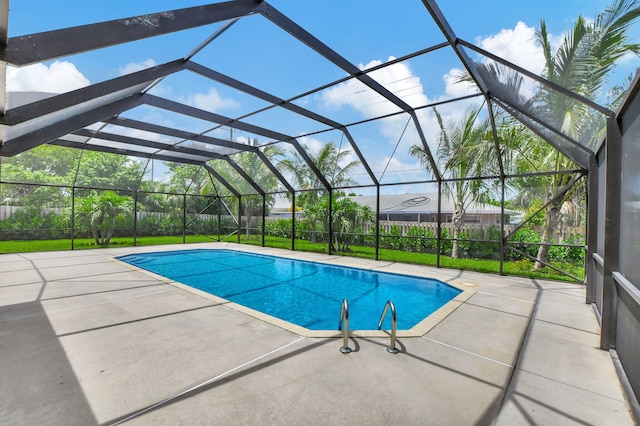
[1,242,634,425]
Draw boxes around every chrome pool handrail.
[377,300,399,354]
[338,299,352,354]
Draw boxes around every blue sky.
[5,1,640,193]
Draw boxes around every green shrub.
[507,226,541,260]
[406,226,426,252]
[265,218,293,239]
[466,226,501,260]
[439,228,452,255]
[0,209,70,240]
[548,235,585,263]
[380,225,403,250]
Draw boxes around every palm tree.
[303,192,375,252]
[279,141,359,243]
[329,194,375,252]
[279,141,359,201]
[410,105,496,259]
[460,0,640,268]
[528,0,640,268]
[75,190,133,246]
[202,143,283,238]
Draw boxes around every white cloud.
[322,57,430,119]
[438,22,550,103]
[179,87,240,112]
[6,61,90,93]
[378,156,409,173]
[618,50,640,66]
[443,67,479,98]
[298,135,324,155]
[469,21,556,100]
[235,135,250,145]
[476,21,543,75]
[318,58,446,178]
[322,58,438,151]
[118,59,157,76]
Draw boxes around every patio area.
[0,242,633,425]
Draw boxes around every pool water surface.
[117,249,462,330]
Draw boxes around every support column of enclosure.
[291,191,296,251]
[600,117,622,350]
[261,194,266,247]
[375,185,380,261]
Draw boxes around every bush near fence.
[0,209,223,240]
[263,217,584,263]
[1,210,585,264]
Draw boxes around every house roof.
[349,193,519,215]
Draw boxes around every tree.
[75,190,133,245]
[2,144,81,179]
[528,0,640,268]
[329,194,375,252]
[166,163,209,194]
[409,105,495,259]
[279,141,359,243]
[202,142,283,238]
[1,145,79,208]
[2,146,145,200]
[75,151,146,190]
[459,0,640,268]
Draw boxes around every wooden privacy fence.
[372,221,516,237]
[262,216,516,238]
[263,217,582,241]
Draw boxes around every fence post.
[375,185,380,260]
[437,183,442,267]
[182,194,186,244]
[133,191,138,247]
[291,191,296,251]
[71,187,75,250]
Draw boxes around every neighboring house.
[268,192,521,225]
[348,193,520,225]
[268,194,299,218]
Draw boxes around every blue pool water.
[117,249,461,330]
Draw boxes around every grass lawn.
[0,234,584,283]
[258,235,584,282]
[0,234,219,252]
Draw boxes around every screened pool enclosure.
[0,1,639,414]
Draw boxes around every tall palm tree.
[410,105,496,259]
[279,141,359,203]
[461,0,640,268]
[528,0,640,268]
[279,141,359,242]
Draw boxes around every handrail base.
[340,346,352,354]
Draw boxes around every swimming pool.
[117,249,462,331]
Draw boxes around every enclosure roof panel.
[0,0,629,194]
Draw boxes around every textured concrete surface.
[0,243,634,425]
